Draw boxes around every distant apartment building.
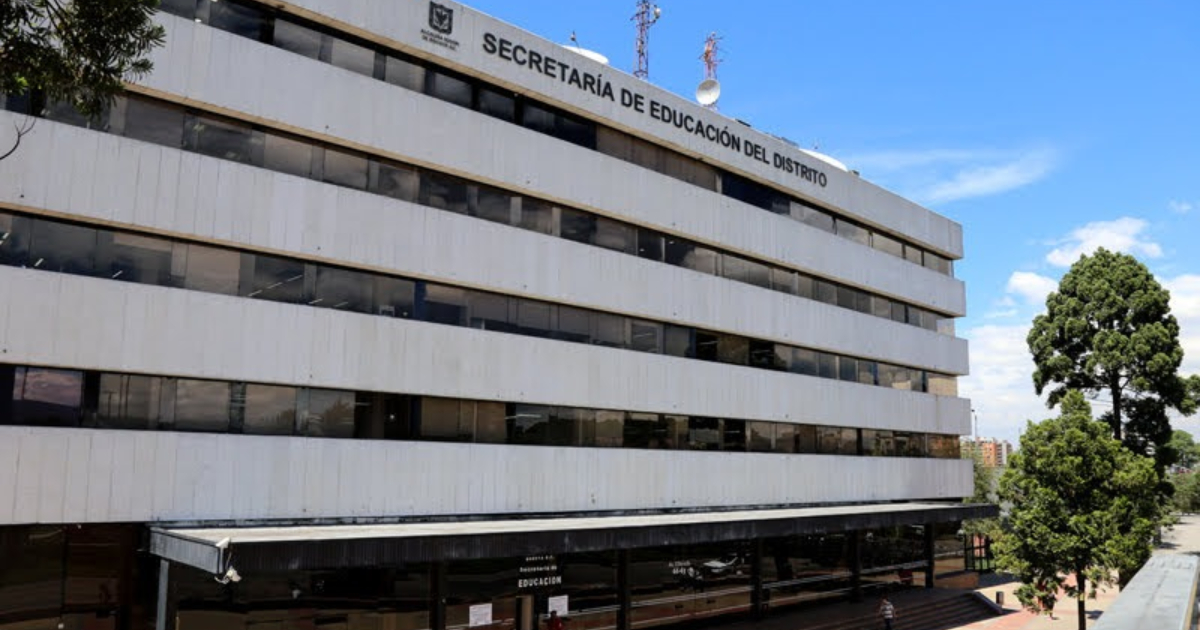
[961,438,1013,468]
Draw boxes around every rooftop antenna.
[696,31,722,109]
[632,1,662,80]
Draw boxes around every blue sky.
[465,0,1200,446]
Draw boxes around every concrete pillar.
[849,532,862,602]
[750,539,764,619]
[617,549,632,630]
[924,525,935,588]
[432,561,448,630]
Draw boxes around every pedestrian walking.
[878,596,895,630]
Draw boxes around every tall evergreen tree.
[1027,248,1197,464]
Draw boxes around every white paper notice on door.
[547,595,569,616]
[469,603,493,627]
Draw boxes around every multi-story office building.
[0,1,991,629]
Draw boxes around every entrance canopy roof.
[150,501,996,573]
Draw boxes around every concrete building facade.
[0,1,989,629]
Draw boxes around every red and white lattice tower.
[632,1,661,80]
[701,32,721,81]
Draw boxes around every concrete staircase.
[790,588,1003,630]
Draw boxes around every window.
[925,252,952,275]
[687,417,721,450]
[423,285,468,326]
[426,70,473,108]
[623,413,660,449]
[370,161,420,202]
[273,19,327,60]
[329,38,376,77]
[770,268,797,294]
[839,357,858,383]
[28,219,97,275]
[630,320,662,353]
[774,423,797,453]
[313,266,371,312]
[420,397,473,442]
[242,384,297,435]
[559,208,596,245]
[904,245,923,265]
[469,292,513,332]
[204,0,267,41]
[174,379,231,432]
[0,212,29,267]
[594,410,624,447]
[815,279,837,304]
[118,98,185,148]
[722,255,770,289]
[723,419,747,451]
[872,233,904,258]
[184,114,264,165]
[554,306,592,343]
[385,55,426,91]
[7,367,83,427]
[592,218,635,254]
[241,254,306,303]
[182,244,240,295]
[97,374,162,430]
[835,220,870,246]
[478,88,516,122]
[517,199,556,235]
[507,404,551,445]
[817,352,838,379]
[748,421,774,451]
[790,348,818,376]
[748,341,784,370]
[636,229,664,262]
[791,202,834,233]
[98,232,174,286]
[305,389,355,438]
[264,134,315,178]
[593,313,627,348]
[473,186,514,224]
[664,325,692,358]
[322,148,369,189]
[420,171,471,214]
[716,334,749,365]
[373,276,415,318]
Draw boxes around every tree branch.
[0,116,37,161]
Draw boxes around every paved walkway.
[952,514,1200,630]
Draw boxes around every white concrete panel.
[0,120,968,373]
[0,427,973,524]
[0,431,19,522]
[228,8,959,258]
[119,21,966,311]
[0,267,970,436]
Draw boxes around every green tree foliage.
[1027,248,1197,465]
[995,392,1160,630]
[1,0,164,151]
[1166,429,1200,470]
[962,455,1002,538]
[1172,472,1200,514]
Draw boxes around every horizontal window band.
[0,207,960,395]
[0,363,963,458]
[2,88,957,334]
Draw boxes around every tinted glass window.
[174,379,231,432]
[323,148,369,189]
[664,325,691,358]
[184,114,264,165]
[904,246,923,265]
[420,171,471,214]
[424,284,467,326]
[469,292,513,332]
[595,410,624,447]
[314,266,371,312]
[790,348,818,376]
[474,186,513,224]
[748,421,774,451]
[273,19,327,60]
[815,279,837,304]
[99,232,174,286]
[373,276,415,318]
[9,367,83,427]
[717,334,749,365]
[0,213,30,267]
[370,161,420,202]
[791,203,835,233]
[723,419,747,451]
[836,220,870,245]
[426,70,473,108]
[770,268,797,294]
[242,384,297,435]
[263,134,315,178]
[593,313,627,348]
[182,244,240,295]
[872,233,904,258]
[97,374,162,430]
[242,254,306,303]
[817,352,838,379]
[305,389,355,438]
[554,306,592,343]
[774,423,797,453]
[593,218,635,254]
[721,173,774,211]
[838,357,858,382]
[517,199,556,235]
[478,88,516,122]
[206,0,267,41]
[507,404,551,445]
[329,38,376,77]
[687,417,721,450]
[385,55,426,91]
[559,208,596,244]
[636,229,664,262]
[630,320,662,353]
[723,255,770,288]
[29,219,97,275]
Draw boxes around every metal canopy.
[150,501,996,573]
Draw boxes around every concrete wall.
[0,426,974,524]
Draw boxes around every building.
[0,1,991,629]
[961,438,1013,468]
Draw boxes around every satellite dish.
[696,78,721,106]
[561,45,610,65]
[799,148,850,172]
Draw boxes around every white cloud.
[1005,271,1058,306]
[960,324,1053,447]
[844,146,1058,205]
[1169,200,1193,215]
[921,148,1058,204]
[1164,274,1200,377]
[1045,217,1163,267]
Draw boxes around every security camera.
[214,566,241,584]
[214,537,231,550]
